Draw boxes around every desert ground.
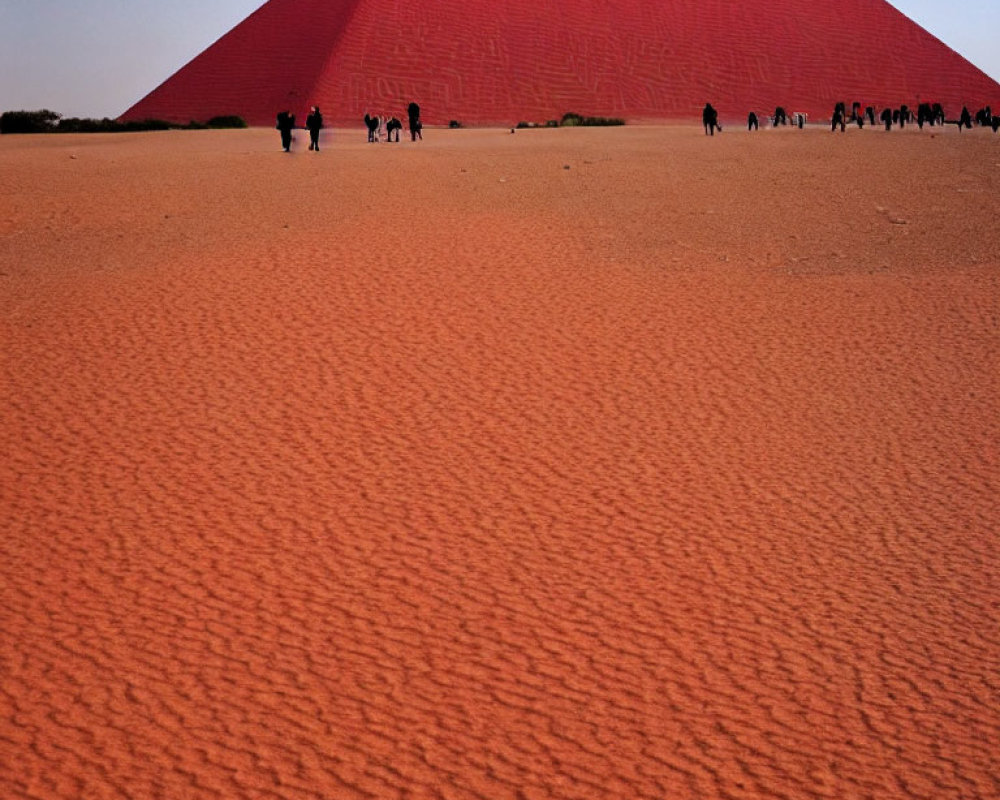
[2,123,998,799]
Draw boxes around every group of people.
[275,106,324,152]
[275,102,424,151]
[828,101,998,132]
[277,99,997,147]
[709,101,999,133]
[365,104,422,143]
[707,104,805,134]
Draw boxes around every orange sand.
[2,126,998,799]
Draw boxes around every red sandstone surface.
[2,124,999,799]
[121,0,1000,127]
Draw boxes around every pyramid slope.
[122,0,1000,126]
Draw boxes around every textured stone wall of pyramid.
[121,0,1000,125]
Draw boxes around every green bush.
[2,109,247,134]
[205,115,248,129]
[515,113,627,130]
[56,117,131,133]
[121,119,173,132]
[560,112,625,127]
[1,109,61,133]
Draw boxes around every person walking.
[407,102,422,141]
[831,102,846,132]
[276,110,295,152]
[306,106,323,151]
[386,116,402,142]
[959,106,972,130]
[747,111,759,131]
[703,103,719,136]
[364,113,380,142]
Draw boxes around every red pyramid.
[121,0,1000,126]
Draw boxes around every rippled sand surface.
[2,126,998,799]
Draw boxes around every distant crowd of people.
[703,101,1000,134]
[276,99,998,150]
[274,102,423,151]
[823,100,997,132]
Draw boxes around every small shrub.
[1,109,61,133]
[560,112,625,127]
[57,117,118,133]
[120,118,172,132]
[205,115,248,129]
[449,120,462,128]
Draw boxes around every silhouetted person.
[880,107,893,131]
[865,106,876,126]
[851,101,862,127]
[959,106,972,130]
[831,103,846,132]
[917,102,932,129]
[386,117,403,142]
[892,109,901,125]
[748,111,759,131]
[364,113,380,142]
[899,104,909,128]
[306,106,323,151]
[703,103,719,135]
[774,106,788,126]
[276,111,295,152]
[407,102,422,141]
[975,107,990,127]
[992,116,1000,133]
[932,103,945,126]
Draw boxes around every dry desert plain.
[1,124,999,799]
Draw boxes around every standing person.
[880,107,893,130]
[407,102,422,141]
[917,102,932,129]
[851,101,862,126]
[364,113,380,142]
[276,110,295,152]
[831,102,846,132]
[747,111,759,131]
[306,106,323,151]
[774,106,788,126]
[386,116,402,142]
[703,103,719,135]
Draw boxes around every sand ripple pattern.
[2,128,999,799]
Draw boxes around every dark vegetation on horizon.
[516,112,626,129]
[1,110,248,134]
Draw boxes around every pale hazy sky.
[0,1,997,119]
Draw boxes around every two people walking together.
[275,106,324,152]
